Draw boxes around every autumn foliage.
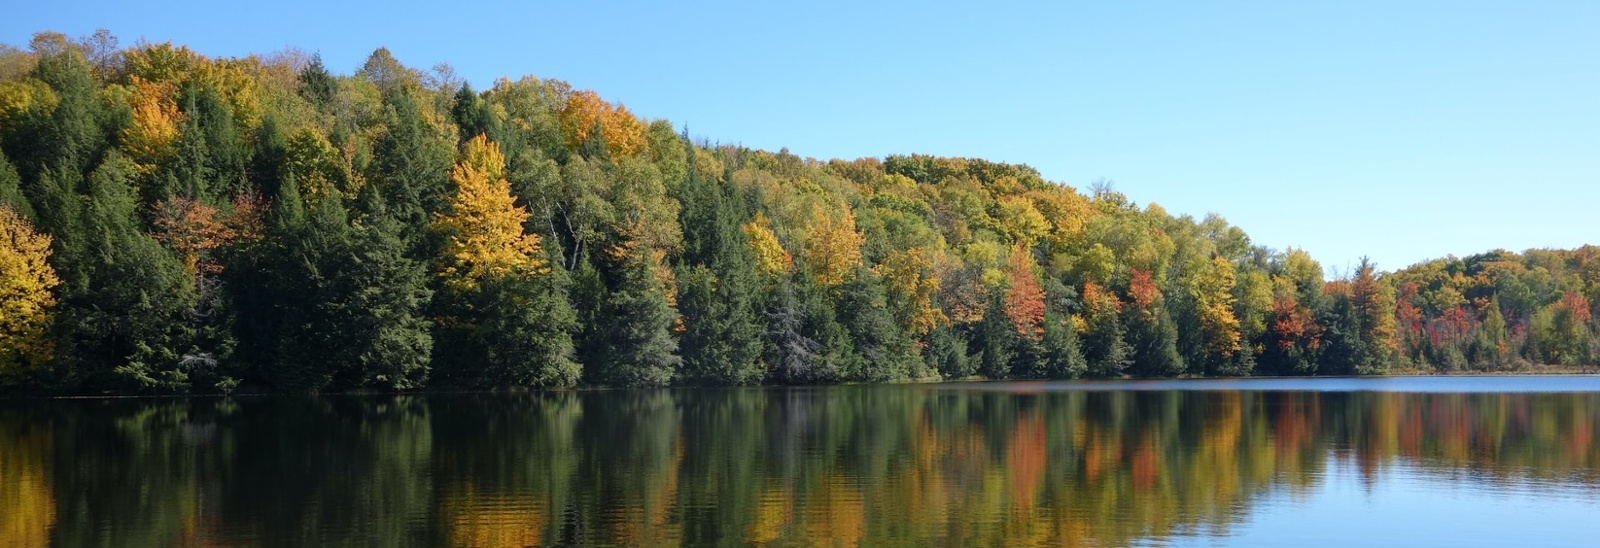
[1004,245,1045,340]
[433,135,548,291]
[0,31,1595,394]
[0,206,59,374]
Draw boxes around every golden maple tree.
[877,247,947,335]
[119,76,183,177]
[433,135,548,291]
[802,203,864,289]
[742,211,792,281]
[1191,257,1242,358]
[0,206,60,375]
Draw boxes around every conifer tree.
[588,233,681,387]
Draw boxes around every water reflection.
[2,382,1598,546]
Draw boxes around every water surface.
[3,376,1599,546]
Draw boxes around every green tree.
[587,237,681,387]
[1040,313,1087,378]
[675,160,764,386]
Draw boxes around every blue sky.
[6,0,1597,275]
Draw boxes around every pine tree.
[589,236,680,387]
[675,150,765,385]
[1041,314,1087,379]
[766,277,820,384]
[978,293,1016,379]
[49,156,194,392]
[1125,301,1184,377]
[1081,282,1131,378]
[370,86,452,240]
[839,267,917,381]
[925,323,975,379]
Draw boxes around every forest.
[0,31,1596,394]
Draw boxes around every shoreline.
[5,367,1599,400]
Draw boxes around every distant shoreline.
[6,367,1599,400]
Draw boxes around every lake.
[3,376,1599,546]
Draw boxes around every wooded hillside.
[1,31,1595,393]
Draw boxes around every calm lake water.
[3,376,1600,547]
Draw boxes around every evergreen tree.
[674,149,765,385]
[369,86,452,241]
[765,277,820,384]
[1126,303,1185,377]
[326,209,434,390]
[1317,293,1367,376]
[925,323,975,379]
[838,267,917,381]
[588,239,680,387]
[297,54,337,109]
[0,153,33,219]
[46,156,194,392]
[978,294,1015,379]
[1041,314,1087,378]
[1083,305,1131,378]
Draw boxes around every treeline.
[0,31,1596,394]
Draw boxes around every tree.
[297,53,337,108]
[1531,291,1593,366]
[978,292,1016,379]
[0,205,59,379]
[879,247,946,337]
[743,211,792,281]
[1191,257,1242,365]
[766,277,820,384]
[802,202,865,290]
[1348,258,1399,374]
[839,267,918,381]
[1260,284,1323,375]
[588,233,681,387]
[675,159,765,386]
[44,156,194,392]
[150,196,234,282]
[1004,245,1046,341]
[1124,270,1184,377]
[358,47,421,93]
[433,135,548,290]
[370,85,453,239]
[1081,281,1131,377]
[120,76,183,177]
[430,135,577,388]
[1040,313,1087,378]
[0,153,30,220]
[1470,296,1510,369]
[558,89,648,159]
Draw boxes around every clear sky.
[6,0,1597,275]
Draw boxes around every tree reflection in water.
[1,384,1597,546]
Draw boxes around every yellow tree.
[1350,258,1399,358]
[558,89,649,158]
[433,135,547,291]
[994,195,1048,248]
[1191,257,1242,359]
[0,206,60,375]
[742,211,792,281]
[877,247,947,336]
[802,202,865,289]
[119,76,183,177]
